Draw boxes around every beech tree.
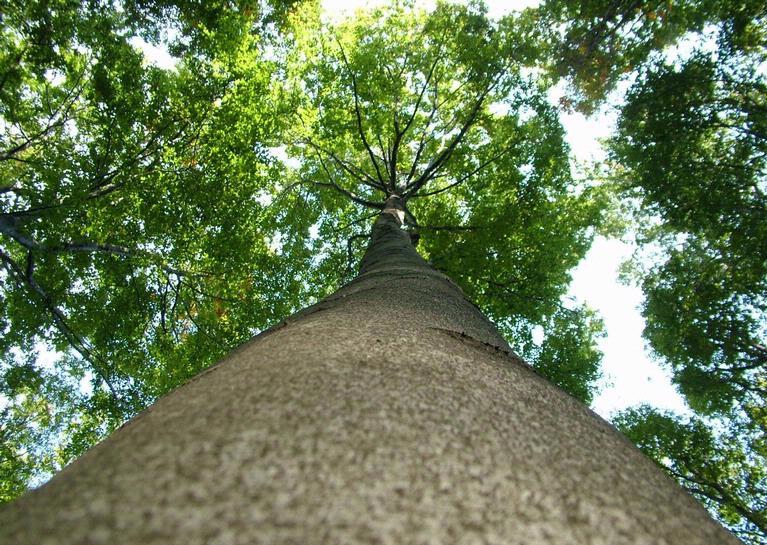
[1,0,607,501]
[0,0,753,543]
[538,0,766,112]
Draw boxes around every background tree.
[615,406,767,543]
[538,0,766,112]
[537,0,767,541]
[612,52,766,419]
[0,0,313,499]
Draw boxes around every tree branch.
[334,36,388,187]
[404,79,497,198]
[0,72,85,162]
[410,144,512,199]
[390,49,444,190]
[0,215,204,277]
[303,139,387,193]
[0,248,120,401]
[299,174,383,210]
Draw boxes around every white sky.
[130,0,690,420]
[546,82,688,416]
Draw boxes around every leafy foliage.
[524,305,604,405]
[0,0,316,493]
[0,0,609,499]
[539,0,767,112]
[610,37,766,423]
[615,406,767,544]
[0,352,98,503]
[609,51,767,535]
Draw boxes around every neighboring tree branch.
[0,72,85,162]
[299,174,383,210]
[0,247,120,401]
[0,216,201,277]
[414,224,484,232]
[668,463,767,535]
[3,118,190,219]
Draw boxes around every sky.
[128,0,691,420]
[548,85,688,417]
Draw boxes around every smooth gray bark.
[0,196,740,544]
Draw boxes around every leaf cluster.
[615,406,767,543]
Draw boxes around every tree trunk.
[0,196,739,544]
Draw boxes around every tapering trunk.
[0,197,738,544]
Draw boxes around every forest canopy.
[0,0,765,542]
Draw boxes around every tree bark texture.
[0,196,740,544]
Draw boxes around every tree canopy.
[0,0,606,502]
[1,1,765,542]
[550,0,766,542]
[1,0,314,499]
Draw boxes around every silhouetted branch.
[299,173,383,210]
[0,215,205,277]
[0,72,85,162]
[304,139,387,193]
[391,48,444,188]
[404,79,497,198]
